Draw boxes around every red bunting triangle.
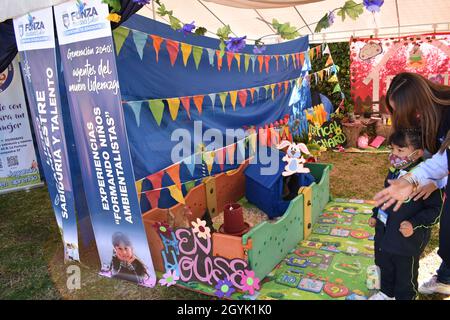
[258,127,267,147]
[299,53,305,67]
[147,170,164,189]
[180,97,191,119]
[227,51,234,71]
[238,90,248,108]
[277,82,282,95]
[258,56,264,73]
[296,53,301,68]
[215,147,226,171]
[216,50,223,71]
[165,39,179,66]
[226,144,236,165]
[266,126,272,147]
[284,81,289,95]
[166,164,181,189]
[150,35,163,62]
[264,56,270,73]
[145,190,161,209]
[193,95,204,115]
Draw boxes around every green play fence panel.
[242,193,305,280]
[305,163,333,226]
[242,162,332,280]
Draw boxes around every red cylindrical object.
[223,203,245,234]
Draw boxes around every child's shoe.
[419,276,450,295]
[368,291,395,300]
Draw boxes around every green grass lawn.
[0,152,442,299]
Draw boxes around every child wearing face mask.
[368,129,443,300]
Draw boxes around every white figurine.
[277,140,311,176]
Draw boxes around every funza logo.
[66,1,99,27]
[18,14,45,38]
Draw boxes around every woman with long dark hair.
[374,72,450,295]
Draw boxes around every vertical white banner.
[0,56,42,194]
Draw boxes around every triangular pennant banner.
[299,52,305,67]
[328,74,338,83]
[209,93,216,110]
[183,155,196,177]
[192,46,203,69]
[227,51,235,71]
[274,55,279,71]
[150,35,163,62]
[216,50,223,71]
[219,92,228,112]
[206,48,215,67]
[215,147,226,171]
[180,97,191,119]
[285,54,290,68]
[295,53,301,69]
[323,45,331,55]
[147,170,164,190]
[167,98,180,121]
[258,55,264,73]
[264,55,270,73]
[166,39,180,66]
[249,133,257,155]
[132,30,147,60]
[284,81,289,95]
[291,54,296,69]
[113,27,130,55]
[244,54,251,73]
[333,83,342,94]
[238,90,248,108]
[136,180,143,202]
[168,185,185,204]
[325,55,333,67]
[146,170,164,208]
[250,55,257,73]
[264,85,270,99]
[145,190,161,209]
[181,42,193,66]
[203,151,215,175]
[277,82,282,95]
[226,144,236,165]
[234,53,241,71]
[237,139,246,161]
[128,101,142,127]
[270,84,276,100]
[166,164,182,189]
[149,100,165,126]
[185,180,196,193]
[229,91,238,110]
[249,88,256,103]
[193,95,204,115]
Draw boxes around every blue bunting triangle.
[128,101,142,127]
[206,48,215,67]
[183,155,196,177]
[132,30,147,60]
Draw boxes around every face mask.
[388,150,420,170]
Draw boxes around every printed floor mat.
[175,198,377,300]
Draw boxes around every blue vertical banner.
[54,0,156,287]
[13,7,80,262]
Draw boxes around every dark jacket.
[372,162,443,257]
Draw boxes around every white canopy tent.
[1,0,450,43]
[137,0,450,43]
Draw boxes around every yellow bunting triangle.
[181,43,193,66]
[270,84,276,100]
[166,98,180,121]
[203,151,215,174]
[249,133,257,154]
[234,53,241,71]
[318,70,324,81]
[229,91,238,110]
[168,185,185,204]
[219,92,228,112]
[328,74,338,83]
[135,180,143,202]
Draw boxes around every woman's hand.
[410,182,437,201]
[373,178,414,212]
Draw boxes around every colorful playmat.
[174,198,377,300]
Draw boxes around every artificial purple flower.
[253,45,267,54]
[363,0,384,13]
[133,0,151,5]
[215,279,236,298]
[225,36,247,53]
[180,21,196,35]
[328,11,335,25]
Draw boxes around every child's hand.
[368,217,377,228]
[399,221,414,237]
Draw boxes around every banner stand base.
[0,182,45,196]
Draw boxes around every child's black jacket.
[372,163,443,257]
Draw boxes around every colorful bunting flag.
[146,170,164,208]
[270,84,276,100]
[203,151,215,175]
[150,35,163,62]
[325,55,333,67]
[216,50,223,71]
[215,147,226,171]
[219,92,228,112]
[182,155,196,177]
[249,88,256,103]
[167,98,181,121]
[181,43,193,66]
[185,180,196,193]
[146,190,161,209]
[291,54,296,69]
[323,44,331,55]
[128,101,142,127]
[149,100,165,126]
[229,91,238,110]
[285,54,290,68]
[249,133,257,155]
[284,81,289,95]
[166,39,180,66]
[206,48,215,67]
[333,83,342,94]
[193,95,204,115]
[237,140,246,162]
[238,90,248,108]
[168,185,185,204]
[274,55,279,71]
[113,27,130,55]
[208,93,216,110]
[235,53,241,71]
[244,54,251,73]
[328,74,338,83]
[193,46,203,69]
[166,164,182,189]
[250,55,257,73]
[136,180,143,202]
[258,55,264,73]
[226,144,236,165]
[180,97,191,119]
[264,55,270,73]
[227,51,234,71]
[132,30,147,60]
